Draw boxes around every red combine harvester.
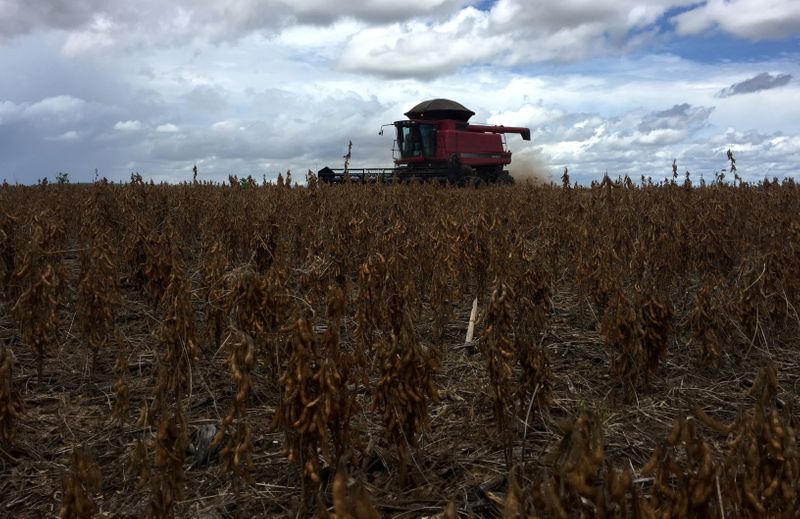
[318,99,531,185]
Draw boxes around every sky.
[0,0,798,185]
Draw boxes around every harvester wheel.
[498,172,515,184]
[447,165,468,186]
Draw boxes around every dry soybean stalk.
[0,342,23,445]
[274,311,334,512]
[200,236,229,349]
[152,270,199,414]
[721,364,799,515]
[146,406,188,518]
[214,326,256,497]
[0,209,15,301]
[111,331,130,424]
[59,447,102,519]
[600,288,644,402]
[481,280,516,470]
[638,284,673,382]
[689,280,728,367]
[374,281,439,485]
[640,416,718,517]
[75,226,120,374]
[11,214,64,382]
[529,412,606,516]
[320,285,360,466]
[142,225,178,307]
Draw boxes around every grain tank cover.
[404,98,475,122]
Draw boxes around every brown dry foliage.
[1,178,799,517]
[59,447,102,519]
[10,211,64,381]
[0,342,23,445]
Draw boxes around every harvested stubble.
[0,177,798,517]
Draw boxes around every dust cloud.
[508,150,552,185]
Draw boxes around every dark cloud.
[0,75,392,183]
[151,90,389,165]
[0,0,106,40]
[638,103,714,133]
[290,0,468,25]
[0,0,467,45]
[716,72,792,98]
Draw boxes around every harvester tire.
[448,165,468,186]
[498,172,515,184]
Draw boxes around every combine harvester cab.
[318,99,530,185]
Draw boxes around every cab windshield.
[397,123,437,158]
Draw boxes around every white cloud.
[634,128,687,145]
[488,103,565,128]
[156,123,179,133]
[335,1,691,78]
[62,30,114,56]
[0,1,689,71]
[276,19,364,50]
[673,0,800,39]
[114,120,143,131]
[61,14,115,56]
[26,95,85,117]
[1,0,796,70]
[210,120,239,132]
[46,130,80,141]
[333,0,800,79]
[0,95,87,124]
[338,9,503,78]
[0,100,20,124]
